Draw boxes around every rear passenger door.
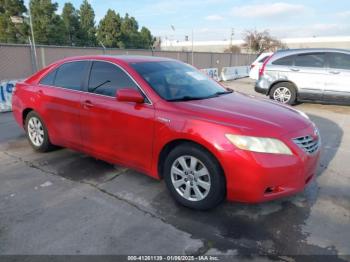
[38,61,89,147]
[291,53,326,101]
[324,52,350,103]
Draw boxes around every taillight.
[259,55,273,78]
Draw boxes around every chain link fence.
[0,43,256,80]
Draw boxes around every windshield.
[130,61,230,101]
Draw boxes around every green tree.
[139,26,154,49]
[0,0,28,43]
[118,14,154,49]
[96,9,122,48]
[79,0,96,46]
[120,13,139,48]
[29,0,65,45]
[62,2,80,46]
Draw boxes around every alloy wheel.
[273,87,292,104]
[27,117,45,147]
[170,155,211,201]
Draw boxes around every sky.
[24,0,350,41]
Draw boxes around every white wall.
[161,36,350,53]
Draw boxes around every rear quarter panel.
[12,82,37,128]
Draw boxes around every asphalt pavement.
[0,78,349,261]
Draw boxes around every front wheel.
[163,143,226,210]
[270,83,297,105]
[25,111,54,152]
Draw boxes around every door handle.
[37,89,43,94]
[290,68,300,72]
[82,100,94,109]
[329,70,340,75]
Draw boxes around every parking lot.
[0,78,349,260]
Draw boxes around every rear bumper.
[221,127,321,203]
[254,84,268,95]
[11,95,24,128]
[254,78,270,95]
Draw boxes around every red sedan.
[12,56,321,210]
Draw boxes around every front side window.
[294,53,325,68]
[54,61,89,90]
[328,52,350,70]
[131,61,229,101]
[88,61,138,97]
[40,69,57,86]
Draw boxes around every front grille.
[293,135,320,154]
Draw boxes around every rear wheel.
[25,111,54,152]
[270,83,297,105]
[163,143,226,210]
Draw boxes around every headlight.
[225,134,293,155]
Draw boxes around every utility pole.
[28,2,38,71]
[191,29,194,65]
[170,25,175,49]
[99,41,106,54]
[230,28,234,47]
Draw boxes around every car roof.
[56,55,175,64]
[275,48,350,55]
[267,48,350,63]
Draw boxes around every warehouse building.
[161,36,350,53]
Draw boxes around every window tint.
[88,61,138,97]
[294,53,325,68]
[272,55,294,66]
[329,53,350,70]
[54,61,89,90]
[40,69,56,86]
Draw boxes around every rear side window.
[272,55,294,66]
[328,52,350,70]
[88,61,138,97]
[40,69,56,86]
[294,53,325,68]
[54,61,89,91]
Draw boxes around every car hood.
[172,92,311,137]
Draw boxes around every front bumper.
[221,127,321,203]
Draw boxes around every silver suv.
[255,48,350,105]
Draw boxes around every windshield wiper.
[167,96,209,102]
[167,90,233,102]
[197,89,234,100]
[214,89,234,96]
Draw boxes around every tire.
[163,143,226,210]
[270,82,297,105]
[25,111,54,152]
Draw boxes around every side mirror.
[116,88,144,103]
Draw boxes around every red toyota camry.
[12,55,321,210]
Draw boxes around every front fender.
[150,114,237,179]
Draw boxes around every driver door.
[80,61,155,172]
